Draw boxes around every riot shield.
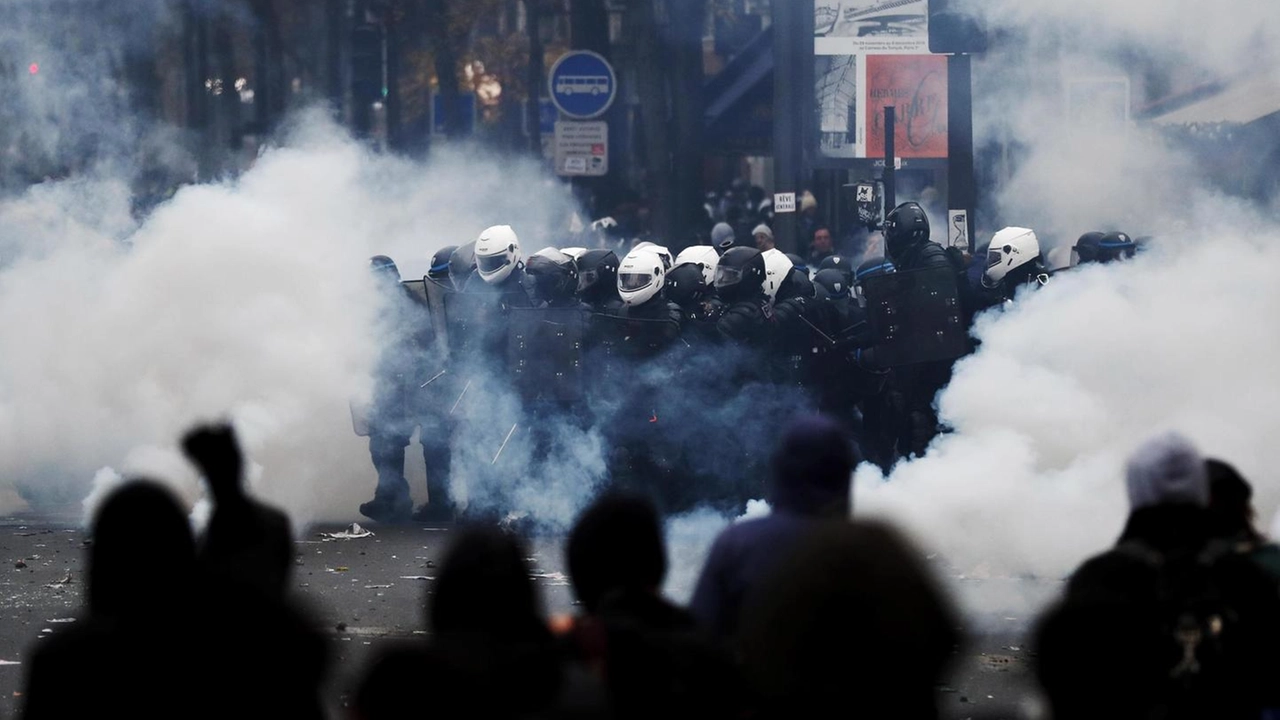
[860,265,969,366]
[403,278,453,352]
[506,307,585,405]
[443,291,503,361]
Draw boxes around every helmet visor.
[618,272,653,292]
[986,249,1003,269]
[477,253,509,274]
[577,268,598,292]
[714,265,743,288]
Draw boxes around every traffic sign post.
[554,121,608,177]
[548,51,617,120]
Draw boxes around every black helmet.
[855,257,896,282]
[448,242,476,291]
[1074,231,1136,264]
[575,249,619,302]
[370,255,400,282]
[813,268,851,300]
[665,263,709,307]
[713,246,766,303]
[429,246,457,281]
[525,250,579,305]
[776,266,815,302]
[883,202,930,260]
[819,255,854,286]
[786,252,808,276]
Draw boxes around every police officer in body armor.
[982,227,1051,304]
[467,225,535,309]
[614,247,683,355]
[525,249,582,308]
[665,247,721,345]
[574,249,622,313]
[410,246,462,522]
[712,247,773,346]
[360,255,436,523]
[880,201,960,458]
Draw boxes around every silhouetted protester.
[182,421,292,598]
[690,414,861,643]
[357,527,595,719]
[24,481,200,718]
[1206,457,1280,584]
[738,520,961,719]
[1035,433,1280,720]
[562,494,739,719]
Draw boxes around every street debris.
[364,584,393,589]
[14,561,26,570]
[319,523,374,541]
[45,571,73,588]
[46,618,76,624]
[0,660,20,666]
[399,575,435,581]
[327,567,350,573]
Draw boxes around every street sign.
[548,51,617,120]
[774,192,796,213]
[554,121,608,177]
[948,209,969,249]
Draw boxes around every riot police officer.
[574,248,622,313]
[360,255,435,523]
[982,227,1051,302]
[879,201,961,458]
[712,247,773,346]
[468,224,534,309]
[614,247,683,356]
[525,249,581,308]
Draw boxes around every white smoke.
[0,111,581,528]
[851,0,1280,623]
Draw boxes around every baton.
[492,424,518,464]
[799,314,837,346]
[420,369,447,388]
[449,380,471,415]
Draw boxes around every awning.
[1149,71,1280,126]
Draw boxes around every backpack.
[1114,539,1280,717]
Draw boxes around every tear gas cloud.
[851,0,1280,621]
[0,107,581,525]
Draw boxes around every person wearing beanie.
[689,415,861,644]
[711,222,735,253]
[752,224,775,251]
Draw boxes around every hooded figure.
[689,415,861,643]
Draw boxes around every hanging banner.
[865,54,948,159]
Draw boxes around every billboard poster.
[814,0,930,55]
[865,54,949,159]
[815,54,862,159]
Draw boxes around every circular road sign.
[548,50,617,120]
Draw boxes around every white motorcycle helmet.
[474,224,522,284]
[983,227,1039,289]
[633,241,673,270]
[674,246,719,286]
[617,247,667,306]
[560,246,588,261]
[761,248,795,303]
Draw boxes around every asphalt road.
[0,515,1045,719]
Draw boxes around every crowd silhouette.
[18,419,1280,719]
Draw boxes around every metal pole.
[947,53,976,252]
[883,105,896,211]
[771,0,802,253]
